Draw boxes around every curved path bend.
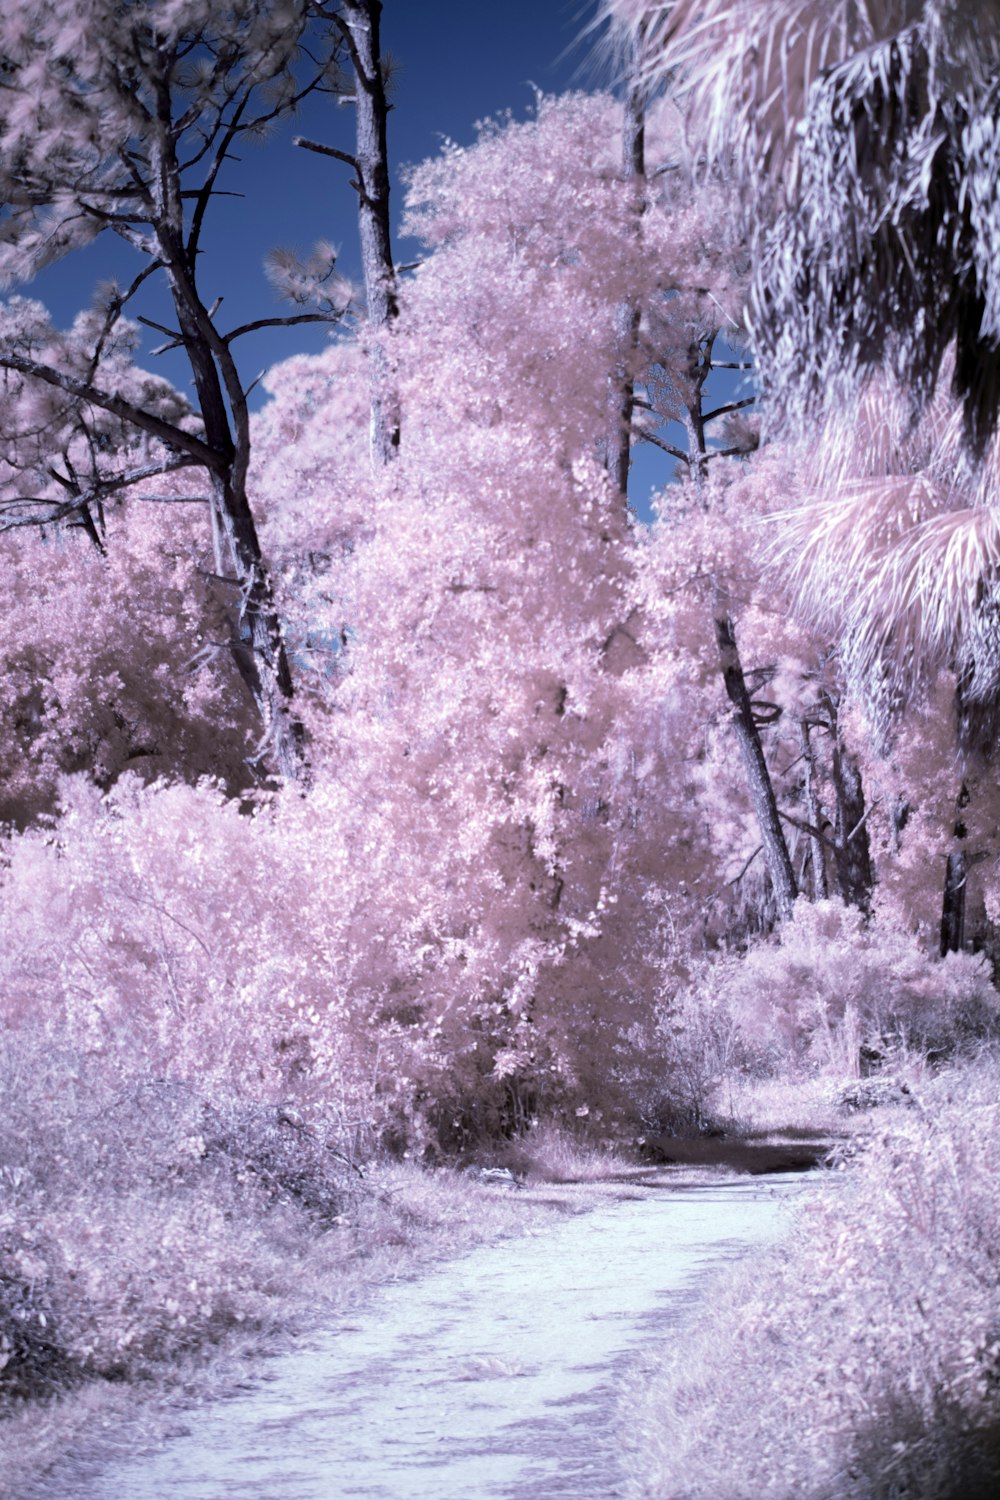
[90,1172,810,1500]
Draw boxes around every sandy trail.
[88,1172,810,1500]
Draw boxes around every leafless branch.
[702,395,758,424]
[640,430,690,464]
[137,314,186,343]
[225,312,340,343]
[727,845,762,884]
[0,353,220,470]
[293,135,359,170]
[87,261,165,384]
[778,810,838,850]
[705,442,758,461]
[0,455,205,531]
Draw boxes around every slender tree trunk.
[206,471,306,781]
[940,783,970,955]
[604,26,646,503]
[300,1,399,467]
[940,851,968,955]
[821,691,874,913]
[342,0,399,466]
[890,794,910,854]
[798,717,829,900]
[167,295,304,778]
[830,747,874,914]
[684,335,714,484]
[714,609,798,919]
[152,118,306,781]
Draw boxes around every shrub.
[617,967,765,1136]
[0,1219,72,1400]
[0,1035,365,1399]
[612,898,1000,1140]
[621,1052,1000,1500]
[714,900,1000,1077]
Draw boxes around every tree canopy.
[607,0,1000,450]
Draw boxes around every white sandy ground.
[74,1172,813,1500]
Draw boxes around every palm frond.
[805,366,1000,503]
[608,1,1000,448]
[772,476,1000,727]
[754,13,1000,448]
[608,2,914,183]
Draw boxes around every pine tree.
[0,1,354,777]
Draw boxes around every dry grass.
[492,1120,635,1183]
[724,1064,930,1140]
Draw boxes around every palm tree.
[770,377,1000,744]
[605,1,1000,451]
[602,4,1000,952]
[762,369,1000,949]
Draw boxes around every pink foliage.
[0,78,994,1157]
[0,297,253,816]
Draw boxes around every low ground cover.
[621,1049,1000,1500]
[3,898,998,1498]
[0,1037,568,1500]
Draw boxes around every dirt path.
[86,1172,811,1500]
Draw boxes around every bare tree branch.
[294,135,359,171]
[0,352,219,470]
[640,430,690,464]
[225,312,339,343]
[87,261,165,384]
[702,395,758,424]
[0,455,205,530]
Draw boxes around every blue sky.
[33,1,601,387]
[27,1,732,514]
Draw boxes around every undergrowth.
[0,1035,553,1500]
[628,900,1000,1139]
[5,895,1000,1499]
[621,1049,1000,1500]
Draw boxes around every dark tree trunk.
[822,692,874,913]
[940,851,968,955]
[940,783,970,956]
[173,338,304,779]
[604,27,646,502]
[830,745,874,912]
[798,717,829,901]
[684,335,714,483]
[890,795,910,854]
[715,609,798,919]
[152,121,306,782]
